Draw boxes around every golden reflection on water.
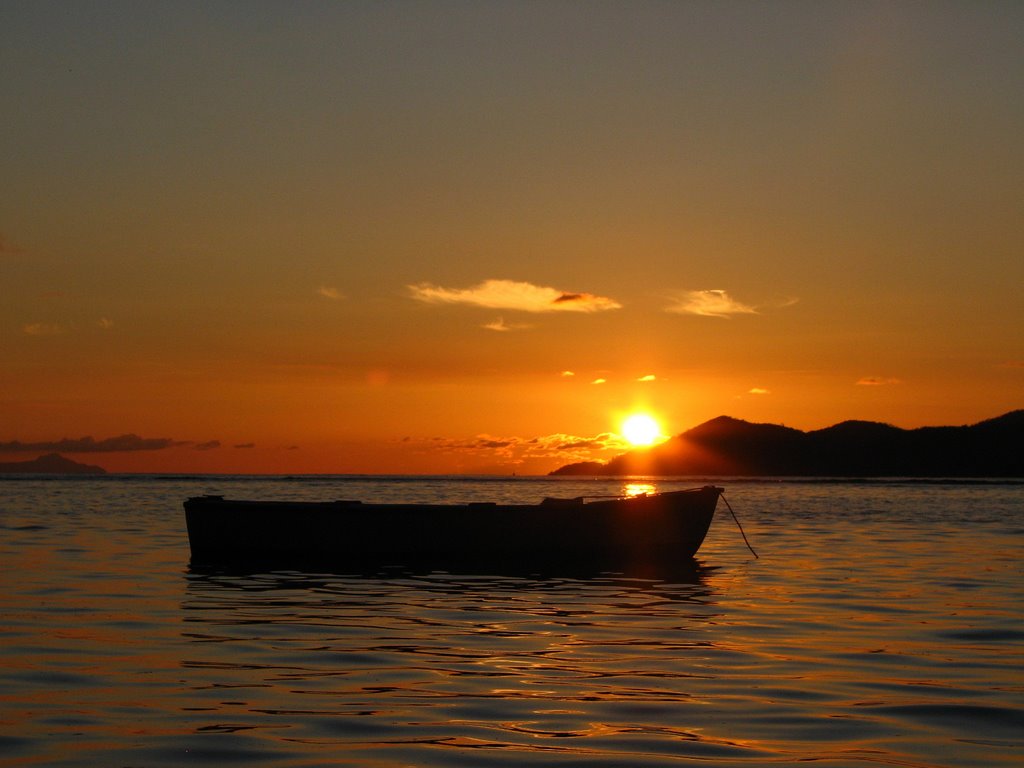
[3,479,1023,768]
[622,481,657,497]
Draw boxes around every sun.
[621,413,662,446]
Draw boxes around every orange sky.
[2,2,1022,474]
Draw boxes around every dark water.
[1,476,1022,767]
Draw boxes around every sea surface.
[1,475,1022,767]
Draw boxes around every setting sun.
[1,3,1020,479]
[621,414,663,446]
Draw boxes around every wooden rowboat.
[184,486,723,568]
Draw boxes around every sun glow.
[620,413,662,446]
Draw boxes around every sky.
[2,1,1022,474]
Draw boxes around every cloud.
[637,374,657,382]
[409,279,621,313]
[856,376,901,386]
[416,430,630,465]
[482,317,532,332]
[560,370,575,377]
[529,432,630,455]
[194,440,221,451]
[233,442,256,449]
[422,434,523,461]
[316,286,342,300]
[0,434,188,453]
[592,378,607,385]
[749,387,770,395]
[23,322,65,336]
[665,289,758,318]
[475,438,517,450]
[24,318,116,334]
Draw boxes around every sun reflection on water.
[622,481,657,497]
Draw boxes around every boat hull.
[184,486,723,569]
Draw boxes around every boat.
[183,485,723,569]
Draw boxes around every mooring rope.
[721,493,759,558]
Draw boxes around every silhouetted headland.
[551,411,1024,477]
[0,453,107,475]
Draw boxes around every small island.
[551,410,1024,478]
[0,453,107,475]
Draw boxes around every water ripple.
[1,478,1022,767]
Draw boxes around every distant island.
[551,410,1024,478]
[0,453,107,475]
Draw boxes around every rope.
[721,493,759,558]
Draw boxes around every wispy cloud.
[409,279,621,313]
[0,434,188,453]
[23,322,65,336]
[665,289,757,318]
[525,432,632,461]
[749,387,770,395]
[560,370,575,377]
[422,430,629,464]
[24,319,115,335]
[637,374,657,382]
[482,317,532,332]
[856,376,901,386]
[592,378,607,385]
[194,440,221,451]
[316,286,342,300]
[234,442,256,449]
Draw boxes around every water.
[1,476,1022,767]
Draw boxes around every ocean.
[1,476,1022,767]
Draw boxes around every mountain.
[550,410,1024,477]
[0,453,107,474]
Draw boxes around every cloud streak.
[0,434,188,453]
[482,317,532,332]
[23,322,65,336]
[665,289,757,318]
[409,279,621,313]
[417,430,630,465]
[316,286,342,300]
[856,376,901,386]
[23,319,117,335]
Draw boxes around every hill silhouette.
[0,453,107,475]
[551,411,1024,477]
